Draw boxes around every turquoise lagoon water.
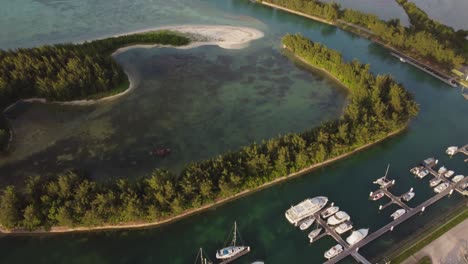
[0,0,467,263]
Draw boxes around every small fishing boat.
[324,244,343,259]
[402,191,415,202]
[308,227,322,242]
[216,221,250,260]
[444,170,455,178]
[438,166,447,175]
[410,166,423,175]
[321,206,339,218]
[446,146,458,156]
[390,209,406,220]
[370,190,385,201]
[434,182,450,193]
[429,178,442,187]
[335,221,353,234]
[299,217,315,231]
[452,175,464,183]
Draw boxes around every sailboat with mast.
[216,221,251,261]
[373,164,393,188]
[195,248,213,264]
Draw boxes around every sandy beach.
[2,25,264,109]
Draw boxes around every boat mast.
[384,164,390,179]
[200,248,203,264]
[232,221,237,246]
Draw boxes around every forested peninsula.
[0,34,418,233]
[0,31,190,151]
[258,0,466,72]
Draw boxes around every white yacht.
[324,244,343,259]
[327,211,350,226]
[429,178,442,187]
[346,228,369,245]
[335,221,353,234]
[216,222,250,260]
[444,170,455,178]
[452,175,464,183]
[299,217,315,231]
[417,169,429,178]
[391,209,406,220]
[422,157,438,167]
[446,146,458,156]
[285,196,328,225]
[438,166,447,175]
[308,227,322,242]
[402,191,415,202]
[321,206,339,218]
[434,182,450,193]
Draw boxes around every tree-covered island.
[0,34,419,232]
[0,31,190,151]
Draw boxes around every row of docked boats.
[286,197,370,260]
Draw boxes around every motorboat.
[324,244,343,259]
[402,191,415,202]
[390,209,406,220]
[285,196,328,225]
[335,221,353,234]
[417,169,429,178]
[459,182,468,190]
[429,178,442,187]
[438,166,447,175]
[434,182,450,193]
[346,228,369,245]
[370,190,385,201]
[216,222,250,260]
[446,146,458,156]
[321,206,339,218]
[452,175,464,183]
[444,170,455,178]
[422,157,438,167]
[410,166,423,175]
[308,228,322,242]
[299,217,315,231]
[327,211,350,226]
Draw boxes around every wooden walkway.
[322,176,468,264]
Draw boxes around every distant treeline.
[260,0,466,69]
[396,0,468,59]
[0,31,190,150]
[0,34,418,231]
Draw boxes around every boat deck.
[218,247,251,264]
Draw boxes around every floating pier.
[378,187,413,211]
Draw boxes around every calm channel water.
[0,0,467,263]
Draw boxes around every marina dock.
[390,52,458,87]
[323,176,468,264]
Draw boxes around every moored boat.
[346,228,369,245]
[444,170,455,178]
[285,196,328,225]
[216,222,250,260]
[429,178,442,187]
[324,244,343,259]
[452,175,464,183]
[299,217,315,231]
[417,169,429,178]
[320,206,339,218]
[422,157,438,167]
[370,190,385,201]
[390,209,406,220]
[410,166,423,175]
[434,182,450,193]
[402,191,415,202]
[438,166,447,175]
[308,227,322,242]
[446,146,458,155]
[327,211,350,226]
[335,221,353,234]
